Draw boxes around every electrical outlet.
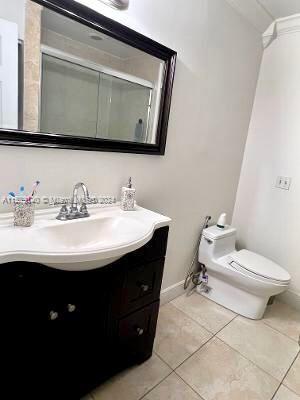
[276,176,291,190]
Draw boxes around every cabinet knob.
[140,284,149,292]
[136,327,144,336]
[49,311,59,321]
[67,304,76,313]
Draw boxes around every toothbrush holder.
[13,199,35,227]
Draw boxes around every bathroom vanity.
[0,206,170,398]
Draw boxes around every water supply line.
[184,215,211,290]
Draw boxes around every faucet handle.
[79,203,89,217]
[69,204,79,218]
[56,204,69,221]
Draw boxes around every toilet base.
[197,274,269,319]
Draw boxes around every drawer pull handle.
[67,304,76,313]
[140,284,149,292]
[136,327,144,336]
[49,311,59,321]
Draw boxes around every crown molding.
[263,14,300,47]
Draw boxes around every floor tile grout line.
[154,350,175,371]
[155,304,216,370]
[172,295,300,345]
[214,307,300,384]
[269,381,282,400]
[146,314,293,400]
[91,296,299,400]
[173,370,205,399]
[91,298,237,400]
[170,301,215,335]
[138,370,174,400]
[280,384,300,398]
[227,309,300,346]
[153,314,298,400]
[215,312,300,382]
[161,298,299,388]
[155,332,213,371]
[148,313,240,399]
[92,353,174,400]
[170,300,237,336]
[270,349,300,400]
[161,302,215,337]
[280,350,299,386]
[173,314,239,372]
[216,335,290,385]
[261,318,300,344]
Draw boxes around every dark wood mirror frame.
[0,0,176,155]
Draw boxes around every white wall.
[0,0,262,292]
[233,16,300,309]
[0,0,25,39]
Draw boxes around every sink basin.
[41,216,147,250]
[0,205,171,270]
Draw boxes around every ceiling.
[226,0,300,33]
[259,0,300,19]
[41,8,145,59]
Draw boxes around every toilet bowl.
[197,225,291,319]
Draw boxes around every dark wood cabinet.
[0,226,169,399]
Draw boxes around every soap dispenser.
[121,177,136,211]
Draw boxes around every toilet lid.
[229,250,290,282]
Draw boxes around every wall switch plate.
[276,176,291,190]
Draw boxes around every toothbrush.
[31,180,40,197]
[19,186,25,198]
[26,181,40,202]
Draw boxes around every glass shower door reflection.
[41,55,100,138]
[40,54,153,142]
[97,74,152,143]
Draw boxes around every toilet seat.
[228,250,290,284]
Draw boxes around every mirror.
[0,0,176,154]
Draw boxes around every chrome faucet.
[56,182,90,221]
[70,182,90,218]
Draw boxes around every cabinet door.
[45,267,111,396]
[0,262,111,398]
[0,262,49,324]
[117,301,159,362]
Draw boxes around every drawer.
[119,259,164,316]
[117,301,159,361]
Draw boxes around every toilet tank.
[199,225,237,264]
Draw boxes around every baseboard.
[278,289,300,312]
[160,280,185,305]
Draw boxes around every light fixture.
[99,0,129,10]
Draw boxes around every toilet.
[197,225,291,319]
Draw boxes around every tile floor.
[86,294,300,400]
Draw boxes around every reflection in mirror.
[0,0,166,144]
